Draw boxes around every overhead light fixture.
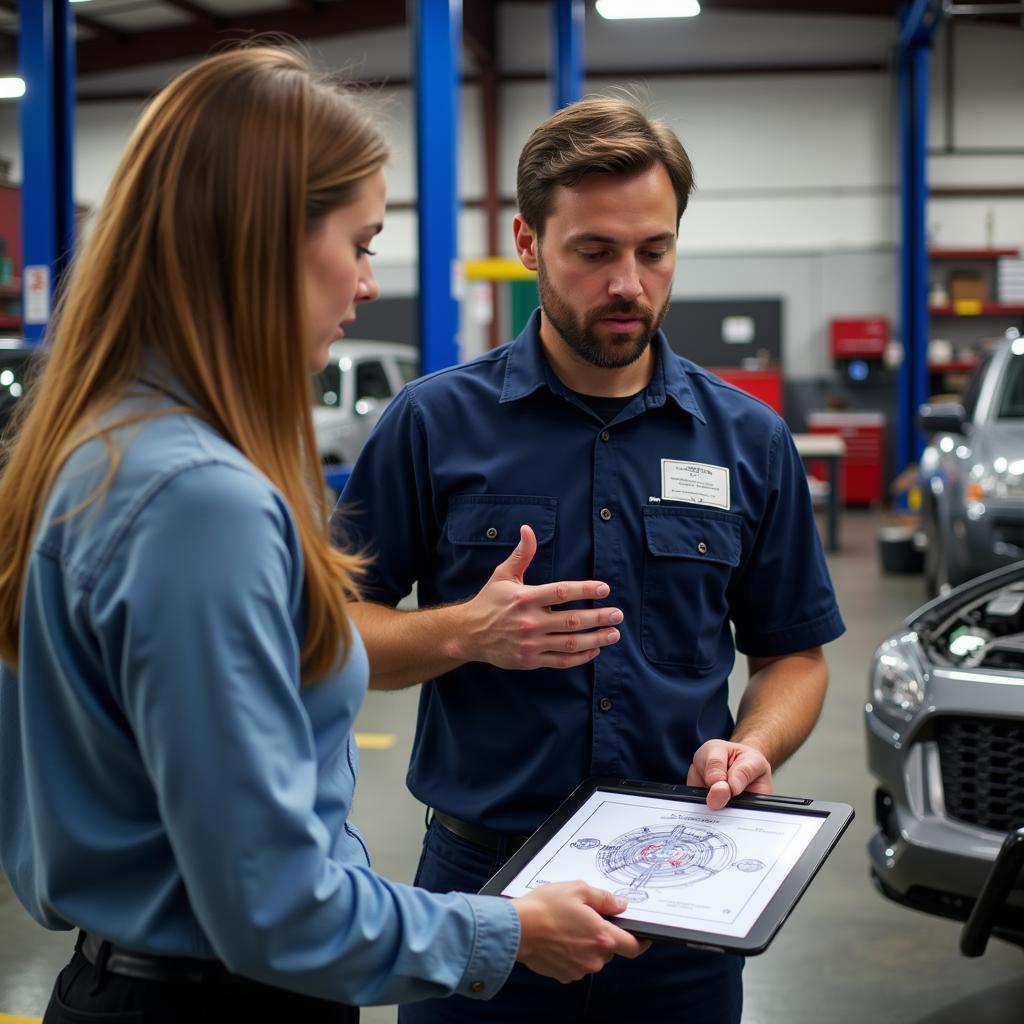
[0,78,25,99]
[596,0,700,18]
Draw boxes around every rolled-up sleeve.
[88,462,519,1005]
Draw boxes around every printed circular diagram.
[735,859,765,873]
[571,838,601,850]
[598,823,737,890]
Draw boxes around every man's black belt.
[78,930,234,985]
[432,811,532,857]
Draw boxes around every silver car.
[0,339,37,436]
[919,329,1024,596]
[865,563,1024,952]
[313,339,418,466]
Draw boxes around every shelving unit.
[930,248,1018,261]
[929,303,1024,317]
[928,247,1023,310]
[927,359,977,373]
[926,247,1024,398]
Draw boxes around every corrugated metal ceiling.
[0,0,908,75]
[1,2,1017,82]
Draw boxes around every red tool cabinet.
[807,411,886,506]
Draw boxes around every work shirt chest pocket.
[446,495,557,590]
[641,506,742,670]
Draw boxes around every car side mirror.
[919,402,967,435]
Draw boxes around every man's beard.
[536,259,670,370]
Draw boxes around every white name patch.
[661,459,731,510]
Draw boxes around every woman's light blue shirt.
[0,394,518,1006]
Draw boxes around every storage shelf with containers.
[926,248,1024,396]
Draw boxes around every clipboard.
[479,777,854,956]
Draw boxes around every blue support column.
[411,0,461,374]
[19,0,75,346]
[552,0,584,110]
[896,4,940,474]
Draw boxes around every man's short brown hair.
[516,96,694,234]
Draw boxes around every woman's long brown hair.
[0,46,389,680]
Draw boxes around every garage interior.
[2,1,1024,1021]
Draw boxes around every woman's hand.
[512,881,650,983]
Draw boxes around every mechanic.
[337,96,846,1023]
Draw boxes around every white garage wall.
[928,22,1024,250]
[0,11,1018,377]
[0,13,1015,255]
[497,73,897,257]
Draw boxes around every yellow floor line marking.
[0,1015,42,1023]
[355,732,397,750]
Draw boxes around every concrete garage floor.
[2,509,1023,1022]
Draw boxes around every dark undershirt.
[570,389,642,424]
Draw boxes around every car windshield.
[397,359,418,385]
[313,362,343,408]
[995,352,1024,419]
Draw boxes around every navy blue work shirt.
[338,311,844,833]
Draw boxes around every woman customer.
[0,45,643,1023]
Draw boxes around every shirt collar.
[499,308,706,424]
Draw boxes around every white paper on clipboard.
[500,789,825,940]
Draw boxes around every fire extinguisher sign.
[24,264,51,325]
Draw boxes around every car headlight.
[965,458,1024,503]
[870,634,927,722]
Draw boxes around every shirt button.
[599,697,613,712]
[698,541,708,554]
[470,980,485,994]
[600,430,610,442]
[485,527,498,540]
[599,507,612,522]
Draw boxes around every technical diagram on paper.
[502,791,825,938]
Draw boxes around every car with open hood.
[865,561,1024,954]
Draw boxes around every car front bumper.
[865,662,1024,940]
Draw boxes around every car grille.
[936,717,1024,832]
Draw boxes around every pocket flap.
[643,506,741,567]
[448,495,557,547]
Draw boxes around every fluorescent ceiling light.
[597,0,701,17]
[0,78,25,100]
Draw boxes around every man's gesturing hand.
[687,740,773,810]
[513,882,649,983]
[461,524,623,669]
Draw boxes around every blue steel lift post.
[19,0,75,347]
[411,0,581,377]
[552,0,584,110]
[411,0,462,375]
[896,0,943,477]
